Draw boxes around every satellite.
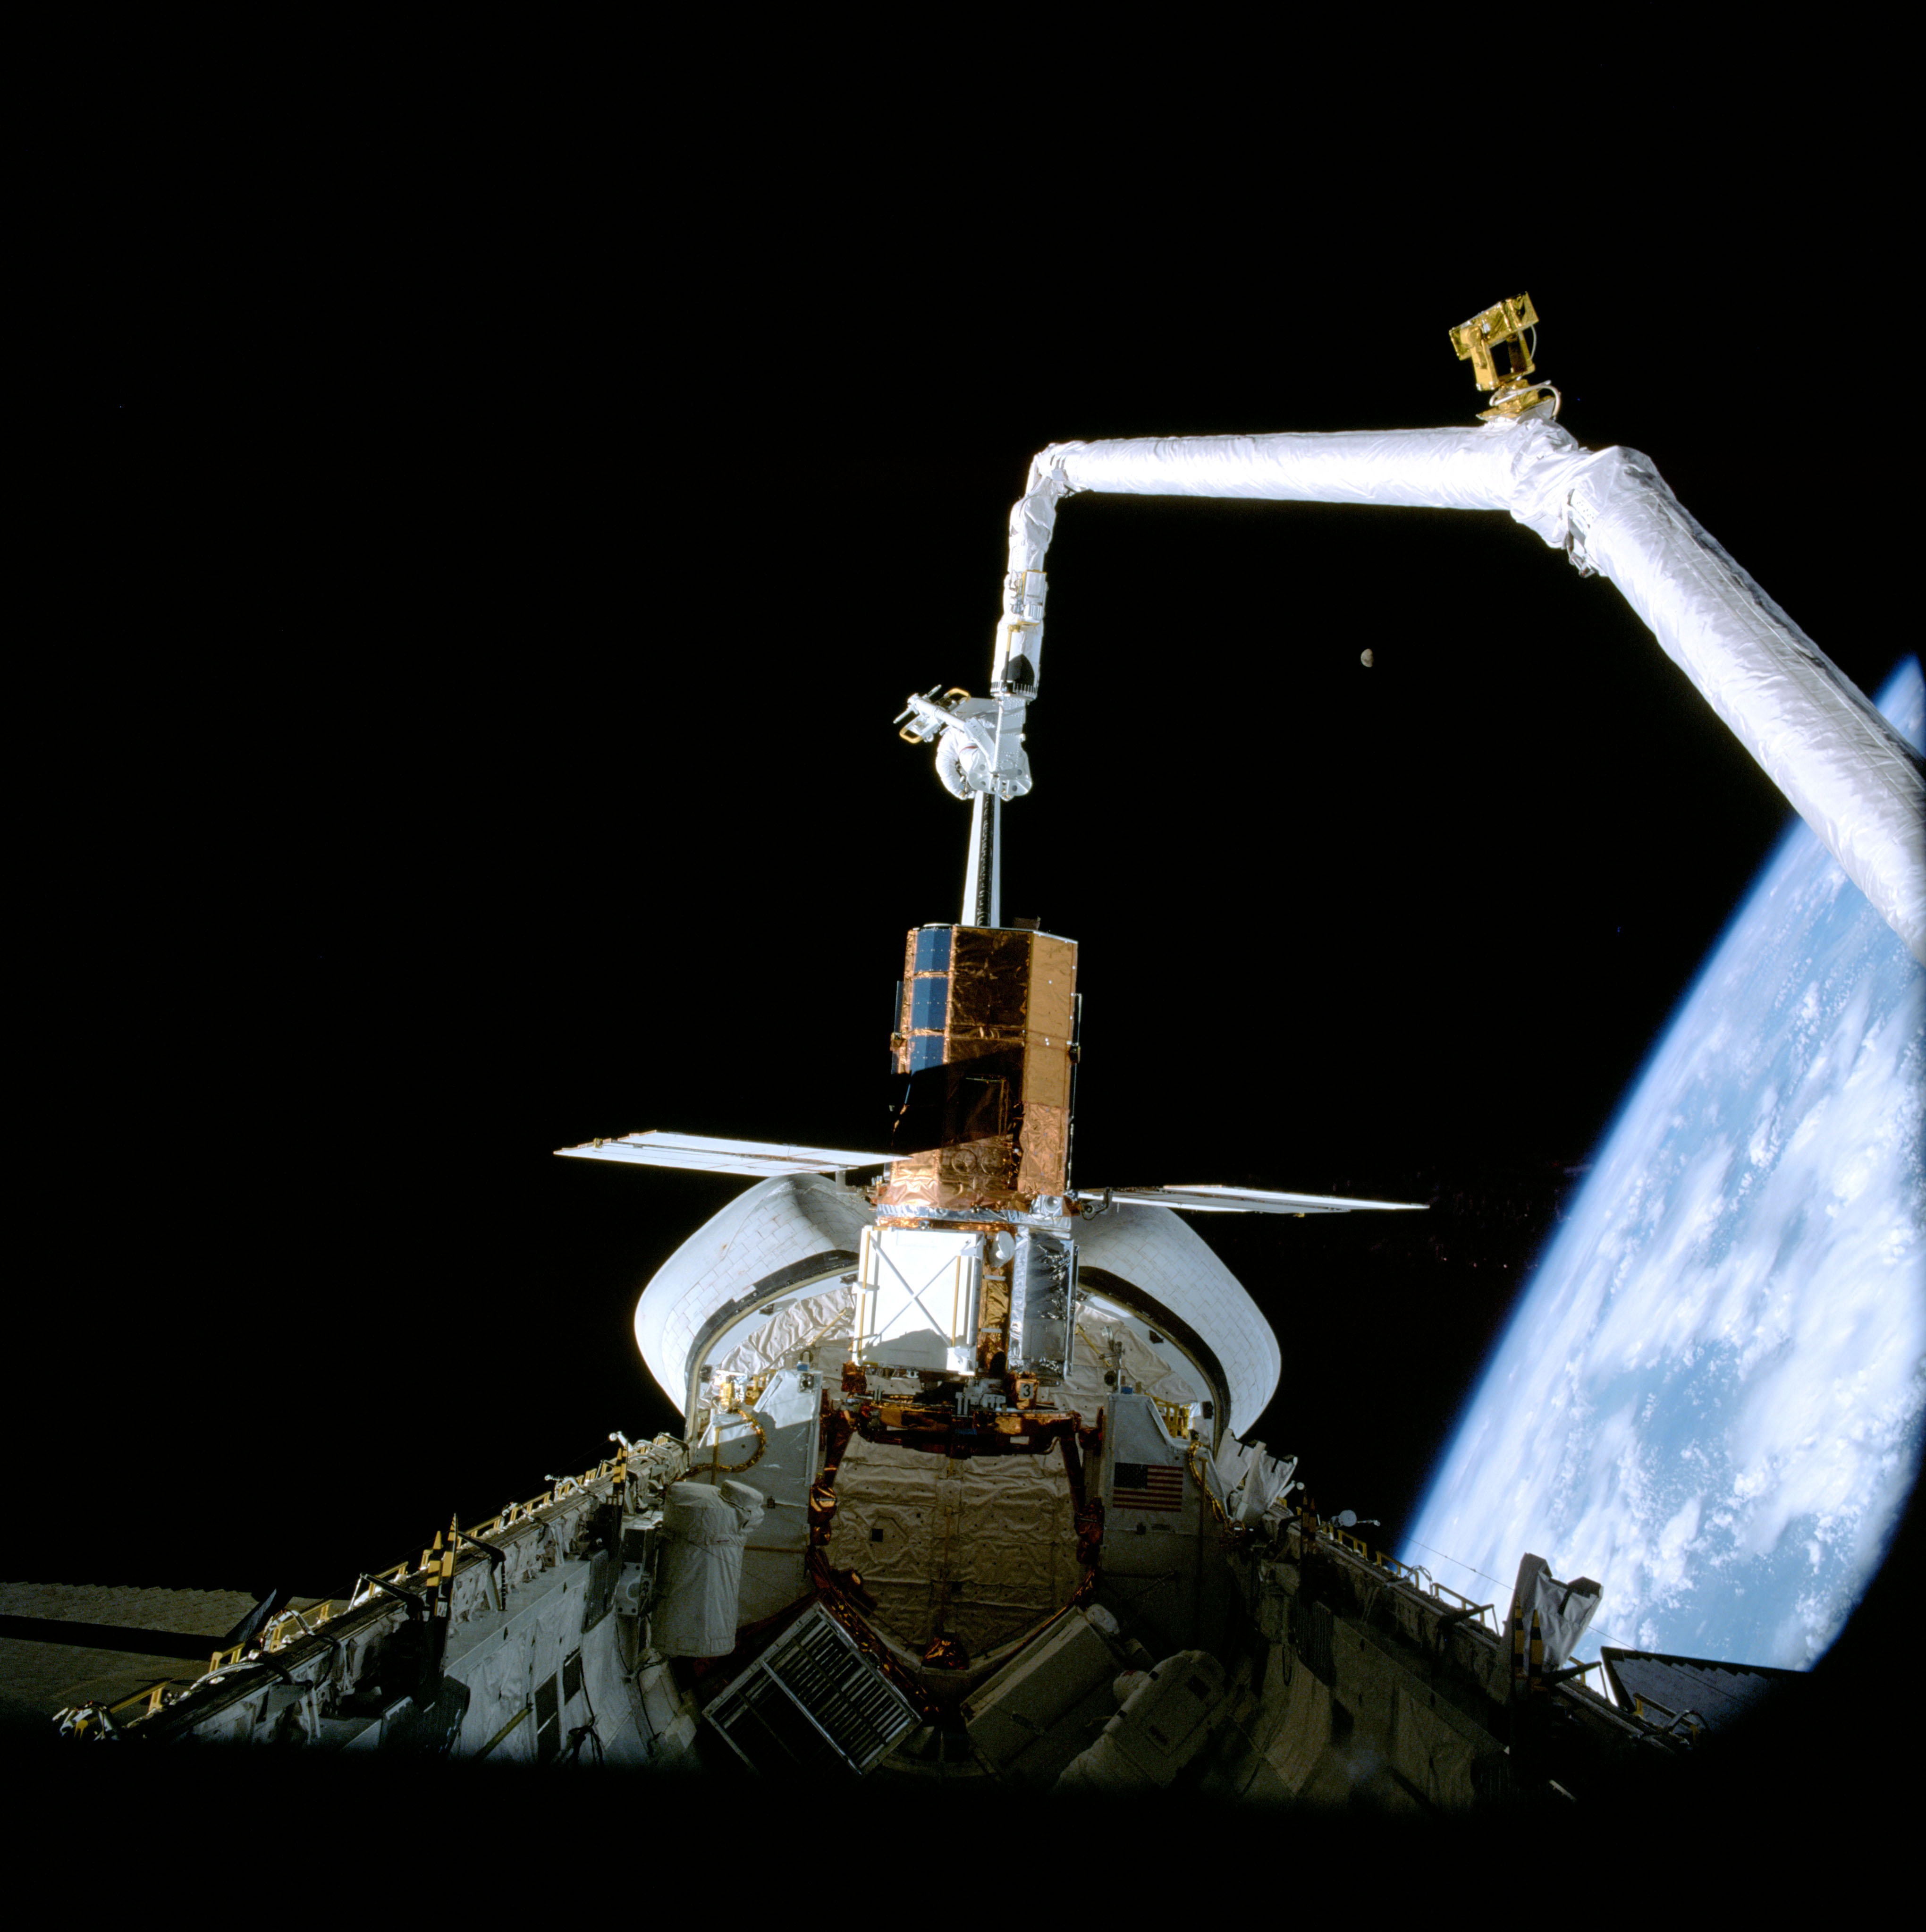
[557,692,1423,1458]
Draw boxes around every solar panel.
[1090,1184,1427,1215]
[554,1130,893,1178]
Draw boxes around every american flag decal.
[1112,1461,1185,1511]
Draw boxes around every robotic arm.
[897,298,1926,964]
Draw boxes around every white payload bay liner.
[631,1173,874,1415]
[997,413,1926,966]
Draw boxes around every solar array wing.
[1088,1184,1427,1215]
[554,1130,894,1178]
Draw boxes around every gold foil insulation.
[880,925,1076,1213]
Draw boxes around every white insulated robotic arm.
[890,492,1056,806]
[981,412,1925,966]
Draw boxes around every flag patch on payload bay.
[1112,1462,1185,1510]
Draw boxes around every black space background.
[26,204,1922,1808]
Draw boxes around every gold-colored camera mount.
[1449,293,1559,419]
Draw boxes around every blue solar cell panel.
[910,977,949,1029]
[908,1035,946,1071]
[913,926,952,972]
